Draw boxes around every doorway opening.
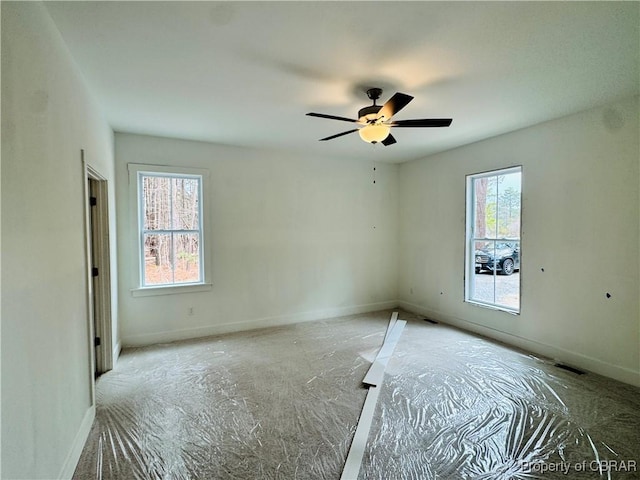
[83,152,113,383]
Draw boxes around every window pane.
[144,233,173,285]
[172,177,200,230]
[143,176,171,230]
[471,271,496,305]
[474,176,498,239]
[496,172,521,239]
[472,240,496,304]
[136,168,206,289]
[467,167,521,312]
[494,241,520,309]
[174,233,200,283]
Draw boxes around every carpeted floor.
[73,310,640,479]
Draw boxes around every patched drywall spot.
[602,107,624,132]
[209,3,235,26]
[30,90,49,114]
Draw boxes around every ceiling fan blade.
[376,92,414,121]
[390,118,453,128]
[381,134,397,146]
[307,112,358,123]
[319,129,359,141]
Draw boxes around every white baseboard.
[121,297,639,386]
[58,405,95,480]
[122,300,399,347]
[399,300,640,387]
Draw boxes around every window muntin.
[466,167,522,313]
[138,171,204,287]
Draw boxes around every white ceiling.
[45,1,639,163]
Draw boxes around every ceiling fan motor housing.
[366,87,383,101]
[358,105,382,122]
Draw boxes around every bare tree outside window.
[141,174,202,286]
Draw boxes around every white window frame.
[128,164,212,297]
[465,166,522,314]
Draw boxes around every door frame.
[82,150,113,391]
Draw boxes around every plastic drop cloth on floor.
[73,310,640,480]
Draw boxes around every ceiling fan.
[306,88,452,146]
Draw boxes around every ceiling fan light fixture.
[358,124,390,144]
[307,88,452,146]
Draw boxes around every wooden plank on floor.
[341,312,406,480]
[362,319,406,387]
[383,311,398,342]
[340,384,381,480]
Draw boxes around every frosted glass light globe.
[358,124,390,144]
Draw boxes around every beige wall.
[115,133,399,345]
[1,2,116,478]
[398,96,639,386]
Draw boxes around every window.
[465,167,522,313]
[129,164,211,295]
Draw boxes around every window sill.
[131,283,212,297]
[465,300,520,315]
